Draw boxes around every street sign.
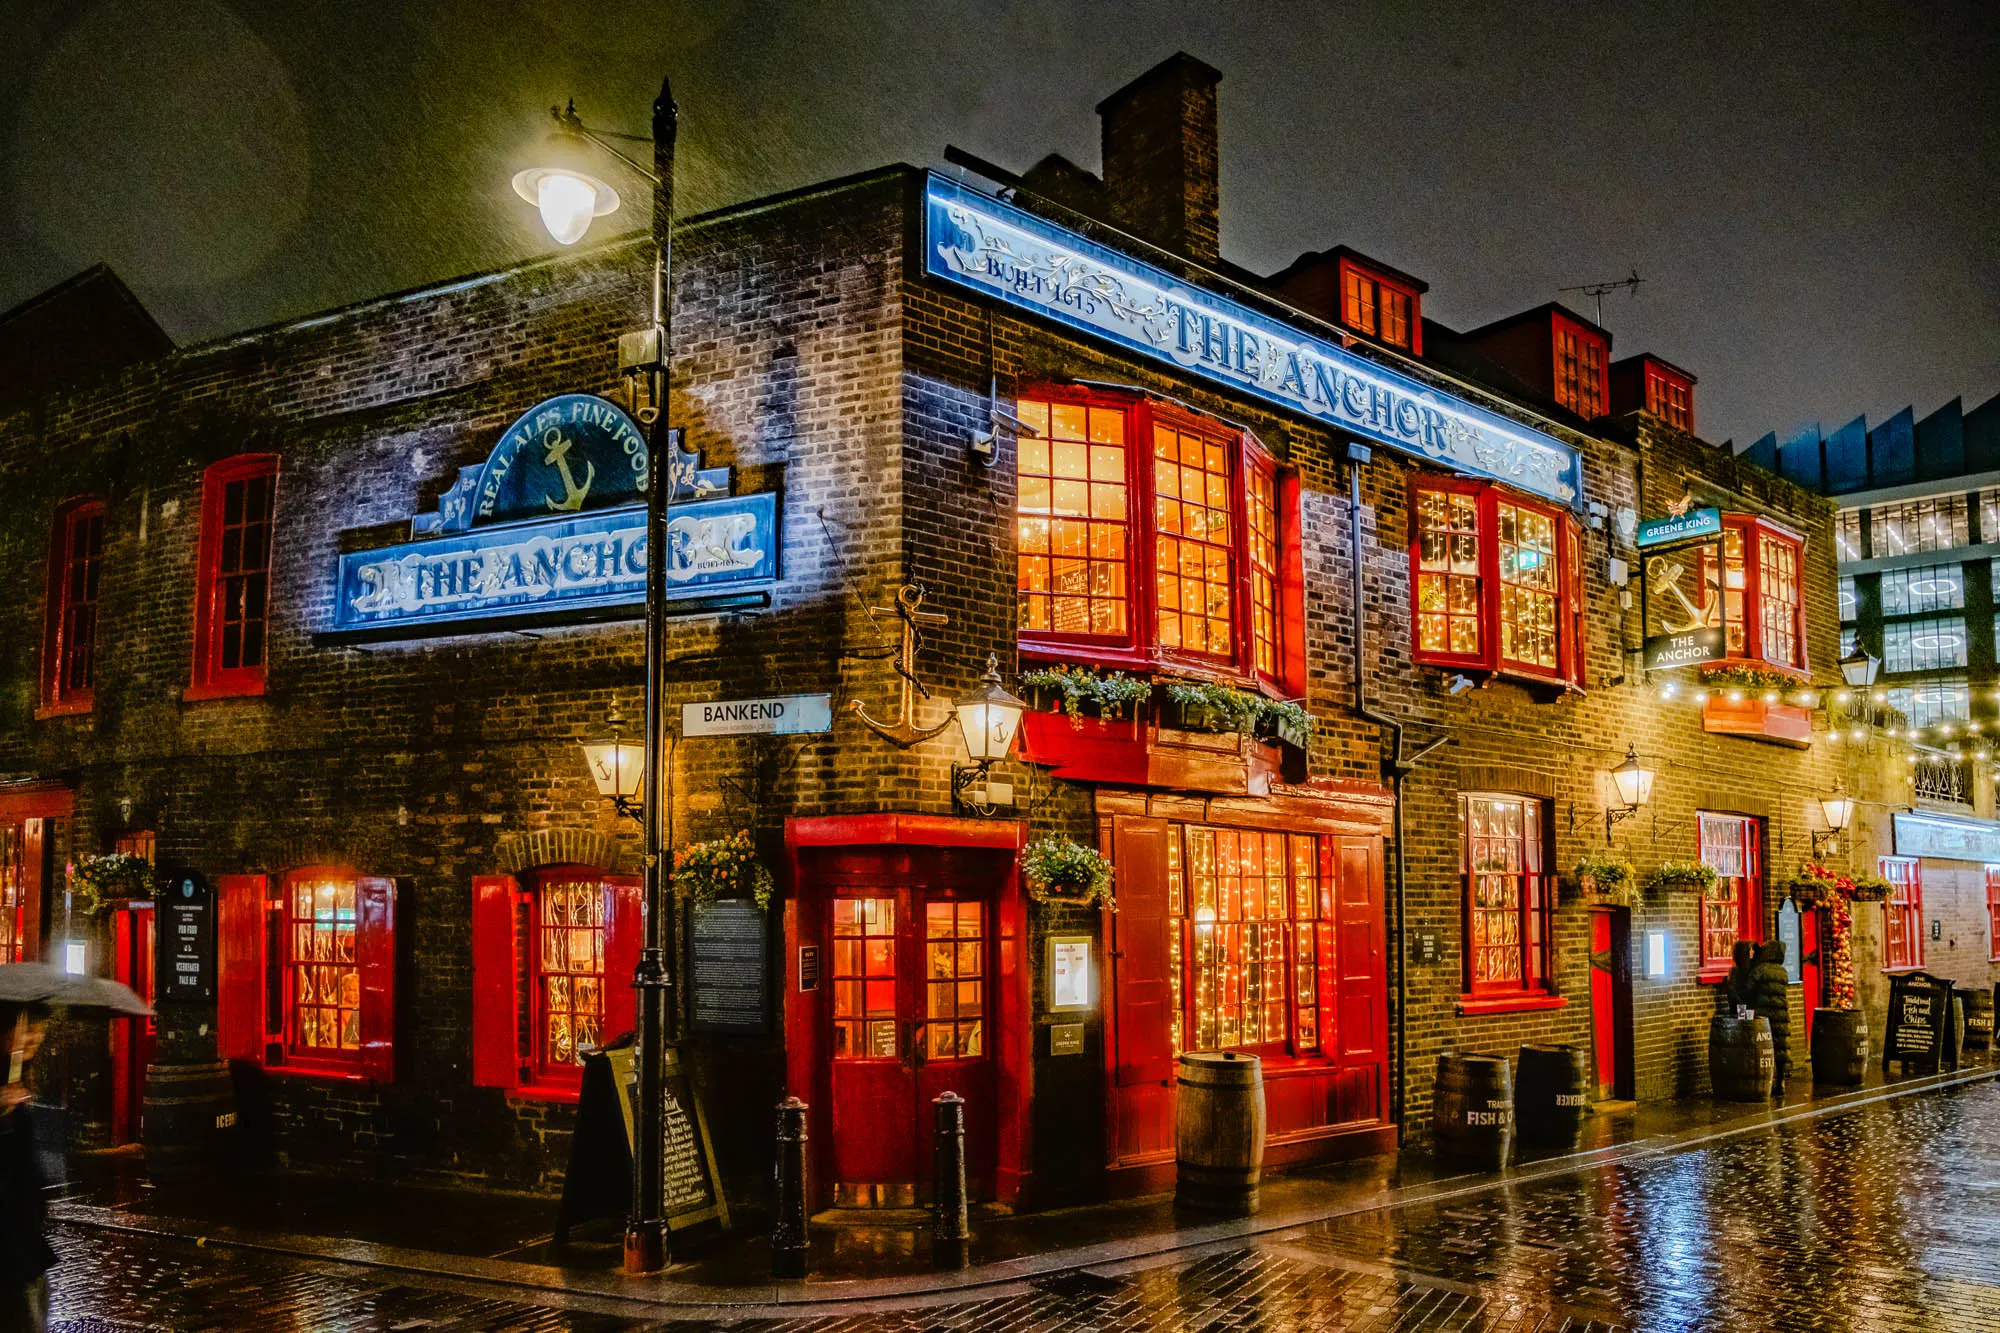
[1636,506,1722,548]
[682,693,832,737]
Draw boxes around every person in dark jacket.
[1725,939,1759,1014]
[1749,940,1794,1095]
[0,1001,53,1333]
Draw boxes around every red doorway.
[1589,908,1634,1101]
[110,903,157,1144]
[1799,908,1822,1044]
[784,816,1029,1209]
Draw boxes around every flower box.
[1700,696,1812,747]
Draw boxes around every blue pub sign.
[921,173,1583,509]
[327,395,776,640]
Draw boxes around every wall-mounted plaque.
[1047,936,1092,1011]
[689,899,768,1036]
[157,870,212,1002]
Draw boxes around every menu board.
[554,1041,730,1241]
[157,870,213,1002]
[1882,972,1955,1074]
[689,900,768,1035]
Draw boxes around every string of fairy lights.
[1649,677,1997,767]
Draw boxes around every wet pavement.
[42,1075,2000,1331]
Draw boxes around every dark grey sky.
[4,0,1995,446]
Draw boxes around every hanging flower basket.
[70,853,154,916]
[671,830,775,910]
[1645,859,1718,896]
[1788,879,1825,911]
[1574,854,1638,907]
[1023,835,1115,910]
[1844,873,1894,904]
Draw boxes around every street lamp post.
[523,77,679,1276]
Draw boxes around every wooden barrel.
[1709,1015,1774,1102]
[1174,1051,1265,1216]
[1434,1052,1513,1170]
[142,1060,237,1178]
[1957,988,1993,1054]
[1514,1044,1591,1150]
[1810,1008,1869,1084]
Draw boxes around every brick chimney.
[1096,53,1222,264]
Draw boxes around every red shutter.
[1107,815,1174,1164]
[1315,841,1339,1055]
[603,874,642,1045]
[1279,471,1309,696]
[356,877,396,1083]
[1334,837,1385,1067]
[17,820,45,964]
[470,875,520,1089]
[216,873,269,1063]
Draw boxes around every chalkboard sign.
[1882,971,1957,1074]
[1776,901,1802,987]
[157,870,213,1001]
[554,1040,730,1242]
[689,900,768,1035]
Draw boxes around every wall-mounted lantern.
[1606,744,1656,837]
[1812,784,1855,858]
[581,708,645,822]
[1839,649,1881,690]
[950,655,1028,814]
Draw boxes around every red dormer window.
[1338,258,1422,354]
[1645,363,1694,432]
[1552,315,1607,418]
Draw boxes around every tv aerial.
[1559,268,1646,327]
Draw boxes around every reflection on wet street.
[44,1080,2000,1332]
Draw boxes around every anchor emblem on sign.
[540,429,595,512]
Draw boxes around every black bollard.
[931,1091,971,1269]
[771,1096,810,1279]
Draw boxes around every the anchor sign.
[541,429,596,513]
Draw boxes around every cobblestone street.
[39,1080,2000,1333]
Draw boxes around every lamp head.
[953,654,1028,764]
[1818,787,1855,834]
[580,708,643,801]
[1839,648,1881,689]
[1609,744,1656,811]
[512,164,620,245]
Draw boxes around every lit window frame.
[1880,856,1924,973]
[1408,475,1588,689]
[1701,515,1809,675]
[188,453,280,700]
[1985,865,2000,965]
[1696,812,1764,982]
[1459,793,1555,1002]
[43,496,105,715]
[1552,314,1608,418]
[1643,363,1694,433]
[1016,386,1303,697]
[274,866,365,1072]
[1337,257,1422,354]
[522,866,612,1090]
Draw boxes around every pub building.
[0,53,1928,1218]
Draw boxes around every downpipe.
[1347,449,1449,1137]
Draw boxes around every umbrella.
[0,962,153,1017]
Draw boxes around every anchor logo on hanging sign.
[541,430,596,512]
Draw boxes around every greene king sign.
[922,173,1582,508]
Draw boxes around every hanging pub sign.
[1639,506,1727,669]
[922,173,1582,509]
[1635,505,1722,549]
[321,394,777,643]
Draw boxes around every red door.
[1333,837,1387,1123]
[109,904,157,1143]
[827,889,996,1205]
[1799,909,1822,1044]
[1589,908,1633,1101]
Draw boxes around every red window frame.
[188,454,278,700]
[1697,813,1764,981]
[1987,866,2000,964]
[1016,386,1306,697]
[1338,258,1422,354]
[1645,364,1694,432]
[1880,856,1923,972]
[1409,476,1587,688]
[1552,314,1607,418]
[1700,515,1808,675]
[43,498,105,715]
[216,868,395,1082]
[1460,794,1556,1003]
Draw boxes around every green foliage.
[1023,835,1115,909]
[1574,853,1635,891]
[1254,697,1317,744]
[69,853,154,915]
[671,830,774,910]
[1020,665,1150,723]
[1645,859,1719,895]
[1163,680,1261,733]
[1698,662,1804,694]
[1844,871,1894,903]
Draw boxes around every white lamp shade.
[1610,747,1655,809]
[581,736,644,800]
[1819,792,1855,833]
[953,656,1028,763]
[511,166,620,246]
[1839,649,1881,688]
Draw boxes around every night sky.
[3,0,1995,447]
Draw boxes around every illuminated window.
[1247,465,1281,679]
[1460,795,1552,997]
[1015,400,1128,639]
[528,871,606,1078]
[281,871,360,1061]
[44,499,104,712]
[0,827,24,965]
[1838,576,1856,623]
[1554,321,1606,417]
[1697,814,1763,977]
[1869,495,1967,558]
[1645,367,1693,431]
[924,901,986,1060]
[1699,517,1807,672]
[1887,680,1970,727]
[1882,616,1966,673]
[1167,825,1323,1054]
[831,897,898,1058]
[1985,866,2000,964]
[1880,857,1923,972]
[1411,478,1585,685]
[1757,532,1801,667]
[190,455,278,698]
[1154,421,1234,658]
[1835,510,1863,562]
[1340,261,1418,351]
[1879,564,1964,615]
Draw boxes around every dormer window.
[1553,315,1607,418]
[1339,257,1421,354]
[1646,365,1693,432]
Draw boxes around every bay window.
[1697,813,1763,980]
[1460,795,1555,1005]
[1410,477,1586,687]
[1880,856,1923,972]
[1699,516,1807,672]
[43,498,104,714]
[1016,389,1302,694]
[471,866,640,1097]
[217,868,396,1080]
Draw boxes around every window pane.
[1497,502,1557,670]
[285,873,359,1056]
[1018,400,1127,639]
[1882,616,1967,673]
[1461,795,1550,994]
[1154,425,1232,658]
[1879,564,1964,615]
[1415,486,1481,656]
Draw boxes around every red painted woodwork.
[1590,910,1616,1100]
[356,876,396,1083]
[603,873,641,1047]
[187,453,278,700]
[1336,255,1423,354]
[1013,710,1283,795]
[42,497,104,715]
[215,873,269,1063]
[1699,696,1812,746]
[109,904,156,1144]
[1550,310,1608,417]
[1333,836,1387,1123]
[0,789,72,965]
[469,874,518,1089]
[1799,908,1821,1044]
[1106,816,1174,1166]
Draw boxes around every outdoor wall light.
[1839,649,1881,690]
[581,708,645,821]
[1606,745,1656,837]
[950,655,1028,815]
[1645,930,1668,979]
[1812,784,1855,858]
[512,99,659,246]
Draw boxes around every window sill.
[1416,663,1583,700]
[1697,965,1735,985]
[1882,964,1929,976]
[507,1082,583,1105]
[35,698,93,720]
[1456,993,1567,1016]
[184,679,267,703]
[259,1059,376,1084]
